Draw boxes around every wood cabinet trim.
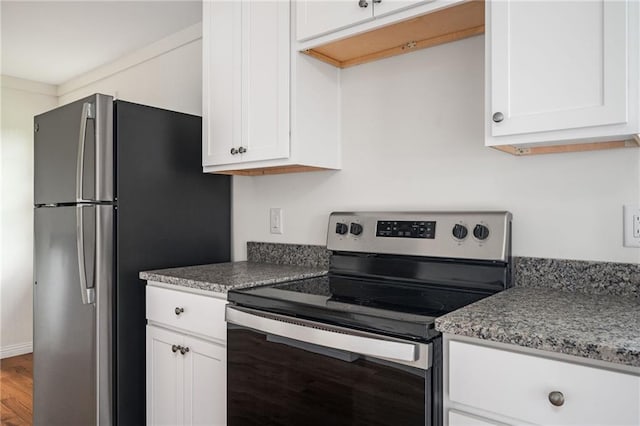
[492,138,640,156]
[208,164,334,176]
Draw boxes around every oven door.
[226,305,435,426]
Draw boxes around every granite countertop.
[140,261,328,294]
[436,287,640,368]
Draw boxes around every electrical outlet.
[623,205,640,247]
[270,208,283,234]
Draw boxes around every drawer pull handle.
[180,346,190,355]
[548,391,565,407]
[175,307,184,316]
[171,344,180,353]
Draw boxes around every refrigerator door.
[34,204,114,425]
[34,94,113,205]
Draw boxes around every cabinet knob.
[171,344,180,353]
[238,146,247,154]
[548,391,565,407]
[180,346,190,355]
[358,0,368,7]
[373,0,381,3]
[492,112,504,123]
[230,147,239,155]
[174,307,184,316]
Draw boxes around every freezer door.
[34,205,114,425]
[34,94,113,205]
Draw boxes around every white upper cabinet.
[240,2,290,164]
[373,0,426,18]
[203,0,341,176]
[203,1,289,167]
[296,0,427,41]
[486,0,640,151]
[296,1,373,41]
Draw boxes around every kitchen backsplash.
[514,257,640,299]
[247,242,330,268]
[248,242,640,298]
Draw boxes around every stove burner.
[229,211,512,341]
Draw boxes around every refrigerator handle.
[76,205,95,305]
[76,102,94,203]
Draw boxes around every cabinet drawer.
[448,340,640,425]
[146,285,227,341]
[448,410,505,426]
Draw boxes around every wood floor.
[0,354,33,426]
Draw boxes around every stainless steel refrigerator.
[33,94,230,425]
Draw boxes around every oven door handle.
[226,306,429,366]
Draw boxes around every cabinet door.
[240,1,290,163]
[296,0,374,41]
[448,340,640,426]
[183,335,226,426]
[489,0,629,137]
[448,411,507,426]
[204,1,290,167]
[203,0,242,166]
[373,0,428,19]
[146,326,183,426]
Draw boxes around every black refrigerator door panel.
[34,206,97,425]
[34,94,113,205]
[114,101,231,425]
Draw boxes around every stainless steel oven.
[227,305,436,426]
[226,211,512,426]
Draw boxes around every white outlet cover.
[270,208,283,234]
[623,205,640,248]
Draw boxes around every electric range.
[226,211,512,426]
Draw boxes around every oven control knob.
[350,223,363,236]
[335,222,348,235]
[473,224,490,240]
[452,224,468,240]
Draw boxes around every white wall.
[233,36,640,264]
[58,24,202,115]
[0,77,57,358]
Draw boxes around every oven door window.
[228,324,429,426]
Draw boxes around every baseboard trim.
[0,342,33,359]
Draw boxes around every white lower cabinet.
[146,326,226,426]
[444,336,640,426]
[449,410,505,426]
[147,326,182,426]
[183,334,226,426]
[145,283,228,426]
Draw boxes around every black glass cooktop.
[228,274,494,342]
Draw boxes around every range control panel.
[376,221,436,239]
[327,211,512,262]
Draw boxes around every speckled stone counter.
[436,287,640,367]
[247,242,329,268]
[514,257,640,298]
[140,261,327,294]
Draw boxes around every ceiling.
[1,1,202,85]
